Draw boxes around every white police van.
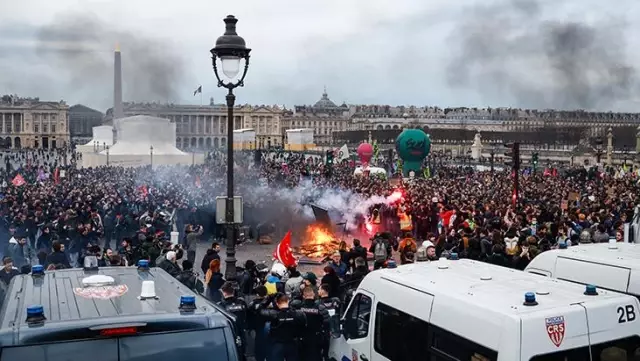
[330,258,640,361]
[525,242,640,299]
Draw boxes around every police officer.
[291,286,330,361]
[218,281,248,361]
[318,283,341,359]
[247,285,269,361]
[260,293,307,361]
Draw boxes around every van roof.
[537,243,640,269]
[0,267,225,330]
[364,259,631,315]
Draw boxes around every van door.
[582,297,640,360]
[329,290,374,361]
[520,304,591,360]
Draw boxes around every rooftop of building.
[0,95,67,107]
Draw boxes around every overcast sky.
[1,0,640,113]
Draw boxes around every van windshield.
[530,336,640,361]
[0,328,230,361]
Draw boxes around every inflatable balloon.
[357,142,374,164]
[395,129,431,177]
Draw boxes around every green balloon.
[395,129,431,176]
[396,129,431,161]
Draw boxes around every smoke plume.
[446,0,637,110]
[36,12,188,107]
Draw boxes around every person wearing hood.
[265,262,287,296]
[422,241,438,261]
[157,250,181,277]
[200,242,221,275]
[6,232,27,270]
[284,267,303,296]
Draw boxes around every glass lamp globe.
[220,56,241,80]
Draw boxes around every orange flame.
[297,224,340,259]
[305,225,336,246]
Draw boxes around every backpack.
[374,240,388,262]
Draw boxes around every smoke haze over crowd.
[35,12,189,107]
[447,0,638,110]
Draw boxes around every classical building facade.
[69,104,103,144]
[0,95,70,149]
[105,98,285,149]
[282,90,350,145]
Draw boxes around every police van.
[0,261,240,361]
[330,258,640,361]
[525,242,640,299]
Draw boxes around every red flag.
[54,168,60,185]
[195,175,202,188]
[272,231,297,268]
[11,174,26,187]
[137,185,148,197]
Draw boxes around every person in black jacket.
[238,260,257,299]
[200,242,221,275]
[247,286,269,361]
[218,282,248,361]
[290,286,330,361]
[45,241,70,269]
[175,260,204,293]
[260,293,306,361]
[348,238,368,271]
[318,283,342,358]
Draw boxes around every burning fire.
[295,224,342,260]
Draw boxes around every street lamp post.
[150,145,154,168]
[106,146,110,166]
[489,146,496,173]
[211,15,251,281]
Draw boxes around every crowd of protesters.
[0,146,636,360]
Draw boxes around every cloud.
[0,0,639,112]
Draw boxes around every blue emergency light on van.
[137,260,150,270]
[31,265,44,276]
[523,292,538,306]
[584,284,598,296]
[449,253,459,260]
[26,305,46,324]
[179,295,196,311]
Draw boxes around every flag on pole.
[272,231,297,268]
[11,174,25,187]
[54,167,60,184]
[336,144,349,162]
[193,85,202,96]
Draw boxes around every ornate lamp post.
[149,145,154,168]
[211,15,251,280]
[106,145,110,166]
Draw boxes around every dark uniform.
[218,296,248,361]
[291,299,330,361]
[261,306,307,361]
[318,296,342,358]
[247,297,269,361]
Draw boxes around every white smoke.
[241,179,403,230]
